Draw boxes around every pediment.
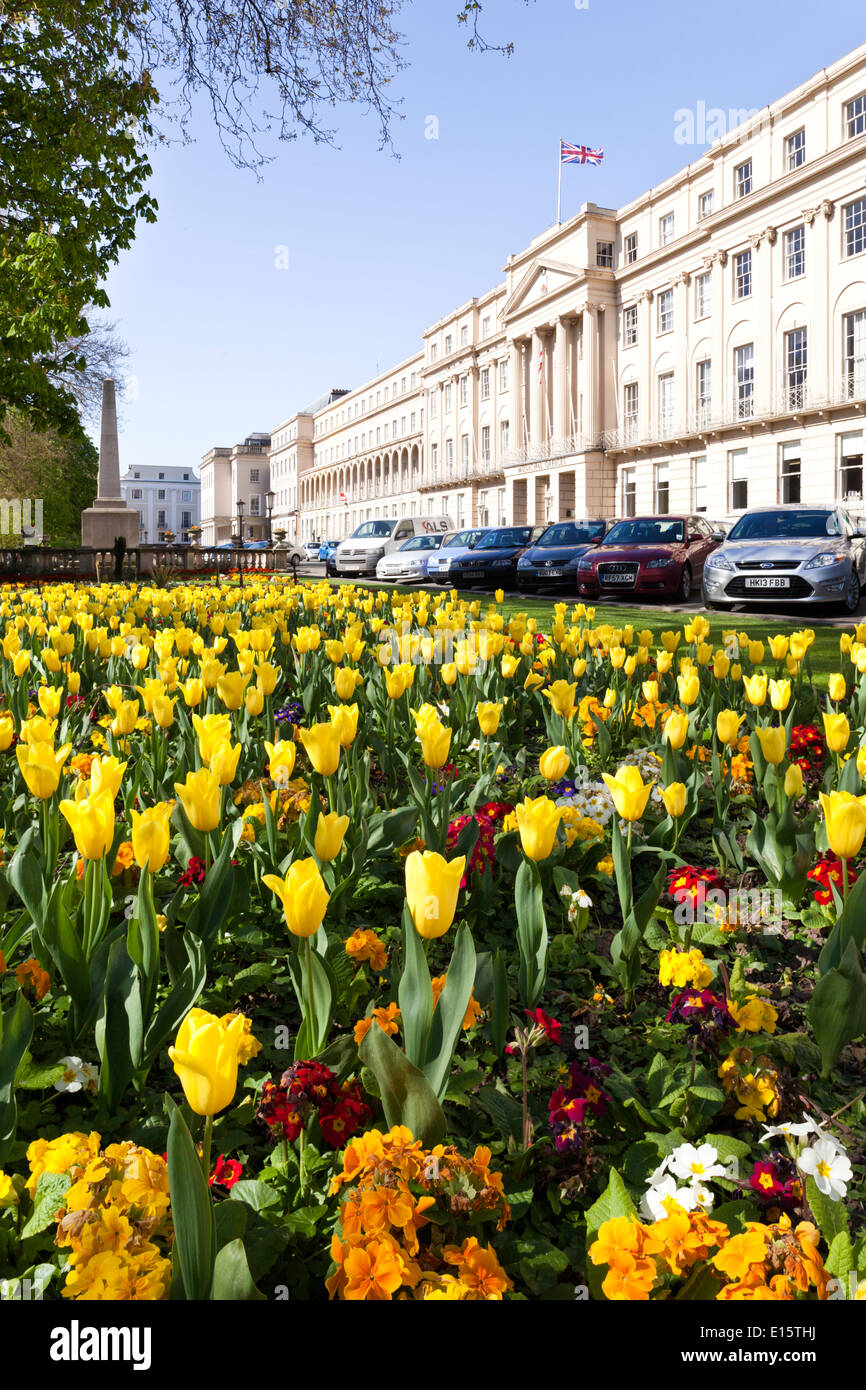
[501,258,583,320]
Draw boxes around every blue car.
[318,540,340,576]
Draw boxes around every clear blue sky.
[102,0,865,475]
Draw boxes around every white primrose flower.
[688,1182,715,1211]
[759,1113,823,1144]
[54,1057,99,1095]
[797,1139,853,1201]
[668,1142,728,1184]
[640,1177,700,1222]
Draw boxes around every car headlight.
[517,556,532,568]
[645,557,672,569]
[705,553,734,571]
[489,558,511,568]
[577,559,595,572]
[804,551,846,569]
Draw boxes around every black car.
[516,519,613,592]
[448,525,543,589]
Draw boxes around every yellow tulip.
[716,709,745,746]
[743,674,767,707]
[328,703,359,749]
[754,724,786,765]
[823,711,850,755]
[404,849,466,939]
[476,702,502,736]
[858,745,866,781]
[663,710,690,750]
[768,635,789,661]
[20,716,56,745]
[37,687,62,720]
[111,700,139,737]
[131,802,174,872]
[712,652,730,680]
[602,765,652,822]
[542,680,577,719]
[67,672,81,696]
[136,678,166,714]
[153,694,176,729]
[642,680,659,704]
[90,755,126,799]
[16,741,71,798]
[173,768,221,833]
[384,668,407,699]
[0,715,14,750]
[334,666,360,701]
[414,712,452,770]
[244,683,265,717]
[13,651,30,678]
[299,722,342,777]
[656,651,674,675]
[769,679,791,712]
[676,671,700,707]
[784,764,804,799]
[59,789,115,859]
[501,654,520,679]
[181,678,204,708]
[209,741,242,787]
[192,713,233,765]
[168,1008,247,1116]
[262,858,330,938]
[661,782,687,818]
[216,671,250,710]
[264,738,297,786]
[440,663,458,686]
[828,673,847,703]
[819,790,866,861]
[515,795,564,860]
[314,812,350,862]
[255,661,279,697]
[748,641,765,665]
[660,631,681,654]
[539,746,570,781]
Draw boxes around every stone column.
[531,329,545,449]
[583,308,598,442]
[554,317,569,445]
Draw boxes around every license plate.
[744,577,790,589]
[462,570,483,579]
[602,573,634,584]
[538,568,564,579]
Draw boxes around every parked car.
[375,534,444,582]
[516,519,613,592]
[318,540,340,577]
[447,525,542,589]
[576,515,723,602]
[302,540,321,561]
[426,527,490,584]
[335,515,452,579]
[702,505,866,614]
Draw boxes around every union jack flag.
[561,140,604,166]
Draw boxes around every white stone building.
[200,41,866,544]
[199,434,272,545]
[120,464,200,543]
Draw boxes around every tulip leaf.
[808,937,866,1078]
[288,941,335,1059]
[398,904,433,1070]
[818,867,866,976]
[40,877,91,1027]
[165,1098,215,1301]
[359,1022,447,1147]
[95,935,143,1111]
[515,858,547,1010]
[0,993,33,1163]
[491,948,510,1059]
[142,931,207,1071]
[212,1238,267,1301]
[7,827,45,928]
[424,921,476,1101]
[805,1176,849,1247]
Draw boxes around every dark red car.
[575,515,724,603]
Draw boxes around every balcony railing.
[602,377,866,452]
[502,434,604,469]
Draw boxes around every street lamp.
[236,498,245,589]
[265,489,275,545]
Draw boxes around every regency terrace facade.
[205,43,866,546]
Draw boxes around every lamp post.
[265,489,275,545]
[236,498,245,589]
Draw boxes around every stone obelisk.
[81,379,140,548]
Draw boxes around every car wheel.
[840,568,861,615]
[675,564,692,603]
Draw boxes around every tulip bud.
[314,811,350,862]
[602,765,652,822]
[404,850,465,938]
[783,763,804,799]
[660,782,687,818]
[754,724,786,765]
[539,746,570,781]
[823,711,851,755]
[828,673,847,703]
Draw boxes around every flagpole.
[556,140,562,225]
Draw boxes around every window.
[623,305,638,347]
[480,367,490,400]
[695,271,711,319]
[410,411,417,431]
[482,316,491,337]
[249,495,262,517]
[499,360,509,392]
[459,376,468,407]
[481,426,491,463]
[840,433,864,503]
[157,488,165,500]
[734,249,752,299]
[158,471,165,480]
[780,442,801,504]
[456,493,465,527]
[446,439,454,475]
[444,383,452,411]
[444,334,453,355]
[658,373,675,435]
[696,359,712,426]
[657,288,674,333]
[460,326,469,346]
[623,382,639,442]
[660,213,675,246]
[729,450,749,510]
[157,509,166,527]
[596,241,614,268]
[784,328,808,408]
[844,310,866,399]
[133,471,140,479]
[786,128,806,171]
[655,462,670,513]
[699,189,714,220]
[478,491,489,525]
[624,232,638,264]
[250,468,260,483]
[735,160,752,198]
[461,435,470,470]
[430,344,438,363]
[844,199,866,258]
[846,93,866,140]
[622,467,636,517]
[785,225,805,279]
[692,455,708,512]
[431,444,439,479]
[131,488,142,500]
[431,392,438,419]
[735,344,755,419]
[500,420,510,454]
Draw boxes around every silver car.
[702,505,866,614]
[426,527,489,584]
[375,534,443,582]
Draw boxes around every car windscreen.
[726,510,840,541]
[475,528,533,549]
[353,521,394,539]
[445,530,483,548]
[400,536,441,551]
[603,520,685,545]
[536,522,607,547]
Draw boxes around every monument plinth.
[81,379,140,550]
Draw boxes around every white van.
[335,516,453,578]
